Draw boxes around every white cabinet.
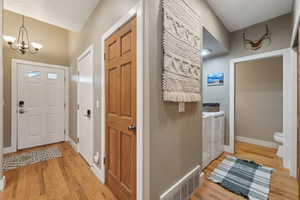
[202,111,225,169]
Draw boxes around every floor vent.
[160,165,201,200]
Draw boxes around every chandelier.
[3,15,43,55]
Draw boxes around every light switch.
[179,102,185,112]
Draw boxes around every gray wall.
[3,10,69,148]
[203,14,292,144]
[235,57,283,142]
[144,0,229,199]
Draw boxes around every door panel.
[78,49,94,166]
[45,69,65,144]
[18,65,65,149]
[105,17,137,200]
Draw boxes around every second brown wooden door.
[105,16,137,200]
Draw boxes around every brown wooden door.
[105,17,137,200]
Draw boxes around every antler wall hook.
[243,25,271,51]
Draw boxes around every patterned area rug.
[3,146,62,170]
[209,156,274,200]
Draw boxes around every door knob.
[128,125,136,131]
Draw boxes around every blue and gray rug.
[3,146,62,170]
[209,155,274,200]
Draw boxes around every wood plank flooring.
[0,141,298,200]
[193,142,299,200]
[0,142,117,200]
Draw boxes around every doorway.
[104,16,137,200]
[77,46,94,166]
[12,59,69,151]
[229,49,298,177]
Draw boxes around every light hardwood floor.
[0,142,298,200]
[0,142,117,200]
[193,142,299,200]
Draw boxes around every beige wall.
[203,14,292,144]
[3,10,69,147]
[235,57,283,142]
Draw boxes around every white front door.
[78,48,94,165]
[18,64,65,149]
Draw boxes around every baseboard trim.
[3,146,17,154]
[236,136,278,149]
[66,136,78,152]
[160,165,201,200]
[0,176,6,191]
[224,145,234,153]
[91,164,104,184]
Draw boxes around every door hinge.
[104,52,106,60]
[103,157,107,165]
[64,130,66,135]
[76,137,79,143]
[64,103,66,108]
[77,104,80,110]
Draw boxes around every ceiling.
[203,28,227,59]
[4,0,100,32]
[206,0,294,32]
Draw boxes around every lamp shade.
[3,35,16,43]
[31,42,43,50]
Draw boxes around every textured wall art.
[162,0,202,102]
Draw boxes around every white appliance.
[202,111,225,169]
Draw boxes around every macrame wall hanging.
[162,0,203,112]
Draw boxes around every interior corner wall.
[144,0,229,199]
[3,10,69,148]
[203,13,292,145]
[291,0,300,46]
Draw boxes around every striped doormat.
[209,156,274,200]
[3,146,62,170]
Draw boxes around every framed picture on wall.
[208,72,224,86]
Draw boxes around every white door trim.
[229,48,297,177]
[99,2,144,199]
[76,44,94,165]
[10,59,69,154]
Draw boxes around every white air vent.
[160,165,201,200]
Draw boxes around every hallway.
[0,142,117,200]
[193,142,299,200]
